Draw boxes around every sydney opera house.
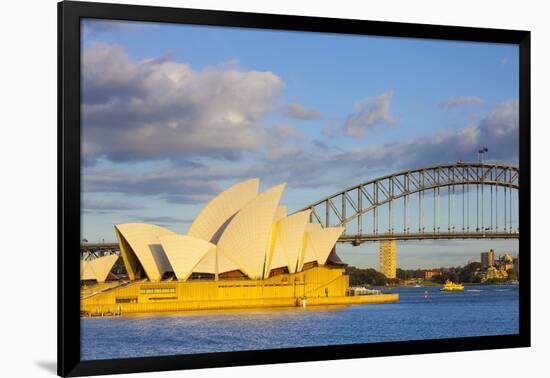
[80,179,398,315]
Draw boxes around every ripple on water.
[81,284,519,360]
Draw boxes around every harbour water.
[81,284,518,360]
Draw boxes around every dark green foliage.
[347,266,387,286]
[431,272,459,284]
[506,269,518,281]
[458,262,482,283]
[396,268,424,280]
[348,261,515,286]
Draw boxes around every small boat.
[440,280,464,291]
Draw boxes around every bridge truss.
[297,162,519,244]
[80,243,120,260]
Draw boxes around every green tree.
[459,262,481,283]
[431,272,460,283]
[507,269,518,281]
[347,267,387,286]
[396,268,410,280]
[430,274,446,284]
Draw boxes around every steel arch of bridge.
[297,162,519,244]
[80,243,120,260]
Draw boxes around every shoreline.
[81,294,399,317]
[368,282,519,290]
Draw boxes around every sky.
[80,19,520,269]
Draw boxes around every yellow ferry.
[440,280,464,292]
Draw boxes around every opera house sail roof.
[187,178,260,244]
[96,178,345,282]
[80,254,119,283]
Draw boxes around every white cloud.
[481,99,518,137]
[440,96,483,110]
[281,103,321,120]
[82,43,287,162]
[250,99,519,190]
[126,215,193,224]
[83,100,518,204]
[81,44,518,205]
[344,91,399,137]
[82,197,145,210]
[82,162,254,204]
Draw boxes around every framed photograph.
[58,1,530,376]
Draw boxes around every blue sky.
[80,19,519,269]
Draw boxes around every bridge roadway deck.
[81,230,519,252]
[81,243,119,251]
[338,231,519,243]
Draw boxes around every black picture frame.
[58,1,531,376]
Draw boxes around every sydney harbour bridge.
[81,161,519,260]
[297,162,519,245]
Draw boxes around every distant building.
[481,249,495,269]
[423,269,441,280]
[379,240,397,279]
[497,254,514,272]
[479,266,508,282]
[477,251,518,282]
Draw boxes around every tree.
[347,267,387,286]
[431,272,460,284]
[396,268,410,280]
[507,269,518,281]
[396,268,424,280]
[459,262,481,283]
[430,274,446,284]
